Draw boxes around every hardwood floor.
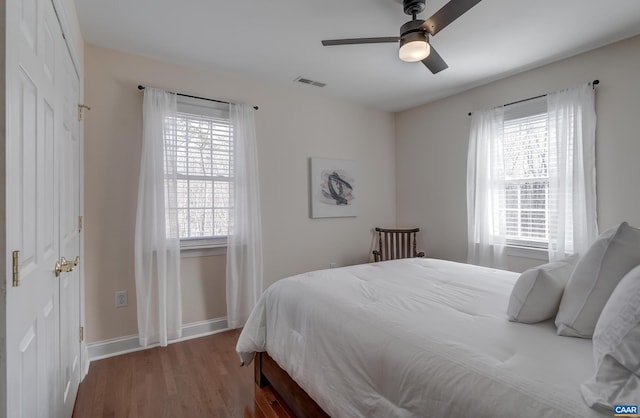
[73,329,295,418]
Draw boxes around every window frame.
[174,96,233,251]
[496,97,551,251]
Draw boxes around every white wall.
[83,44,396,342]
[396,35,640,272]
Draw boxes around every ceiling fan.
[321,0,482,74]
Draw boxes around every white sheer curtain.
[466,107,507,268]
[226,104,263,329]
[547,83,598,261]
[134,87,182,347]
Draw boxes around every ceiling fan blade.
[321,37,399,46]
[422,45,448,74]
[421,0,482,36]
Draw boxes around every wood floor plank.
[73,329,294,418]
[92,361,108,417]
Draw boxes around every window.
[499,97,550,249]
[173,97,233,249]
[468,83,596,265]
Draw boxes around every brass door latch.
[55,256,80,277]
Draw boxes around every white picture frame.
[310,158,357,218]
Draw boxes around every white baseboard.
[87,317,229,361]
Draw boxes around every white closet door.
[5,0,82,416]
[58,33,82,418]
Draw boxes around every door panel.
[20,0,38,51]
[42,17,56,82]
[9,0,61,410]
[59,30,82,418]
[6,0,81,416]
[44,99,57,259]
[17,68,39,269]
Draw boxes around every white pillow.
[555,222,640,338]
[580,265,640,411]
[507,255,578,323]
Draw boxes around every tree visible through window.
[171,98,233,246]
[500,107,549,247]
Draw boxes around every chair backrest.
[373,227,424,262]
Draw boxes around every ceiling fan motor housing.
[403,0,426,15]
[400,19,427,38]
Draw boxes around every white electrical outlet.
[329,262,337,269]
[115,290,128,308]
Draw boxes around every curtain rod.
[467,79,599,116]
[137,85,259,110]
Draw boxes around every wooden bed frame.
[254,352,330,418]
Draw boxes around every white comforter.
[237,258,606,418]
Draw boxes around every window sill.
[180,238,227,258]
[180,246,226,258]
[504,244,548,261]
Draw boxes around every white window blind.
[498,97,552,248]
[172,97,233,246]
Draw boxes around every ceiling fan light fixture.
[321,0,482,73]
[399,32,430,62]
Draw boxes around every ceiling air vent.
[294,76,326,88]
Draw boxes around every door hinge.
[77,104,91,121]
[79,215,83,232]
[12,250,20,287]
[80,326,84,342]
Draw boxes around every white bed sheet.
[237,258,607,418]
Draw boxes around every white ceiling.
[76,0,640,112]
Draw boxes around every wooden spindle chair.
[372,227,425,262]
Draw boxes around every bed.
[236,258,608,418]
